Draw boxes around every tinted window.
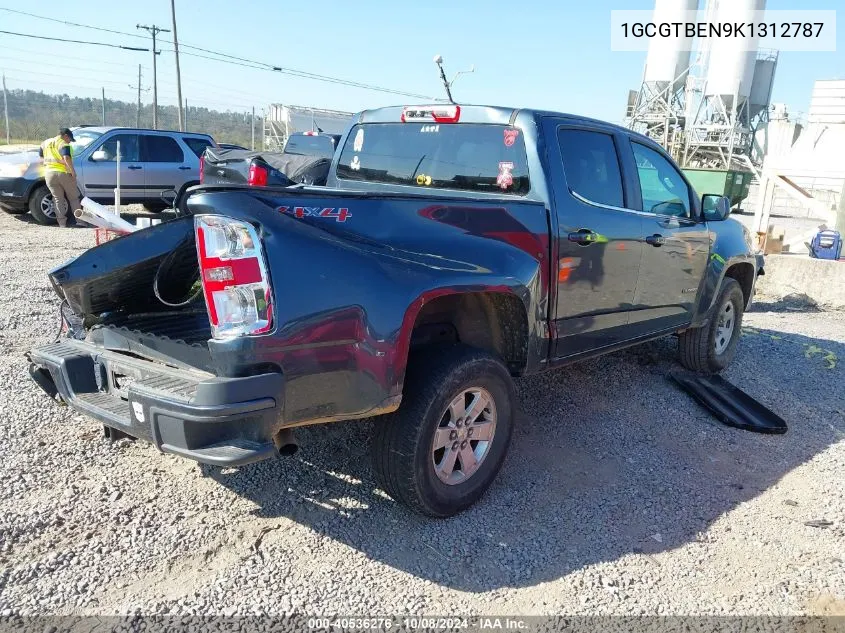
[142,135,185,163]
[284,135,336,159]
[336,123,530,195]
[632,142,690,217]
[557,129,624,208]
[182,137,213,158]
[93,134,139,162]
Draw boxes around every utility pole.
[136,65,141,127]
[128,66,148,128]
[2,73,9,145]
[170,0,184,131]
[136,24,169,129]
[251,106,255,150]
[101,87,106,125]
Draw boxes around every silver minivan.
[33,127,217,224]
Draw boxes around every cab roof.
[355,103,655,145]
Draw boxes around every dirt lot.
[0,210,843,618]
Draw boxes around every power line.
[0,55,145,80]
[0,8,149,41]
[155,46,431,99]
[0,44,151,70]
[4,66,141,88]
[0,30,149,51]
[3,75,136,97]
[0,8,432,99]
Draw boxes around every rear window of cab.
[336,123,530,196]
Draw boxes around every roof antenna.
[433,55,473,104]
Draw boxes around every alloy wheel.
[714,300,735,355]
[431,387,497,485]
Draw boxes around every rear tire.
[28,185,57,225]
[678,278,745,374]
[370,344,515,517]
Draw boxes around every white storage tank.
[705,0,766,110]
[643,0,700,93]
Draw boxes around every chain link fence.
[1,86,263,149]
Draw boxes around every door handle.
[646,234,665,247]
[178,166,192,170]
[127,165,142,170]
[567,229,598,246]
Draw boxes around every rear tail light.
[199,154,205,183]
[194,215,273,339]
[248,163,268,186]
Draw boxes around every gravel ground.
[0,210,844,618]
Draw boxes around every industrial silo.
[643,0,700,94]
[704,0,766,113]
[749,50,778,119]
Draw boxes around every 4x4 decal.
[277,206,351,222]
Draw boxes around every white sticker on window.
[353,129,364,152]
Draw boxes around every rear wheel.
[28,185,57,225]
[678,278,745,373]
[370,345,515,517]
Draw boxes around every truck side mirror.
[702,194,731,221]
[91,149,107,162]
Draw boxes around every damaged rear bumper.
[28,338,285,467]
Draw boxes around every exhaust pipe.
[273,428,299,457]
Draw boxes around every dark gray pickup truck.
[28,104,764,517]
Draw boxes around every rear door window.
[182,137,213,158]
[141,135,185,163]
[557,129,624,208]
[336,123,530,195]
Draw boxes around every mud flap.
[670,372,788,435]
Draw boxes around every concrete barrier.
[756,254,845,310]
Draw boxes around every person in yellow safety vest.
[38,127,81,228]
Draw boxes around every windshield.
[71,129,103,152]
[336,123,530,196]
[284,134,336,159]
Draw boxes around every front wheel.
[28,185,57,225]
[678,278,745,373]
[370,345,515,517]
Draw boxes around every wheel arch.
[723,261,755,309]
[692,254,759,326]
[401,289,530,381]
[25,178,47,205]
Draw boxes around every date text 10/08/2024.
[307,617,529,630]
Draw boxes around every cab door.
[626,140,710,333]
[81,133,143,202]
[140,134,190,202]
[545,121,646,358]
